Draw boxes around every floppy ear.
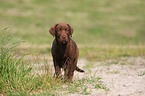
[49,24,58,37]
[67,24,73,37]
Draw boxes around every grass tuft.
[0,28,107,95]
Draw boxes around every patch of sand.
[75,57,145,96]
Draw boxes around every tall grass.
[0,28,33,95]
[0,28,107,95]
[0,28,58,95]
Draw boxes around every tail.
[76,66,85,72]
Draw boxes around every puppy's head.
[49,23,73,45]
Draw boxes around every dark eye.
[66,29,69,31]
[57,28,61,31]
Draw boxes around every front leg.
[53,59,61,80]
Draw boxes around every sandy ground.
[32,56,145,96]
[74,57,145,96]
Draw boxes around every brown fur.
[49,23,84,82]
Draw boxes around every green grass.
[0,28,33,95]
[30,70,109,96]
[0,0,145,45]
[0,28,108,95]
[138,71,145,76]
[15,44,145,61]
[79,45,145,61]
[0,0,145,95]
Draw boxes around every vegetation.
[0,28,108,95]
[0,0,145,95]
[0,0,144,45]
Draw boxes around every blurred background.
[1,1,145,95]
[0,0,145,46]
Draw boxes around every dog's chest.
[56,47,70,59]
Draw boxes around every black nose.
[62,35,66,39]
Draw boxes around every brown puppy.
[49,23,84,82]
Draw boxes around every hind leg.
[64,60,75,82]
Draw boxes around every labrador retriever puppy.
[49,23,84,82]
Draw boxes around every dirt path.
[32,56,145,95]
[75,57,145,96]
